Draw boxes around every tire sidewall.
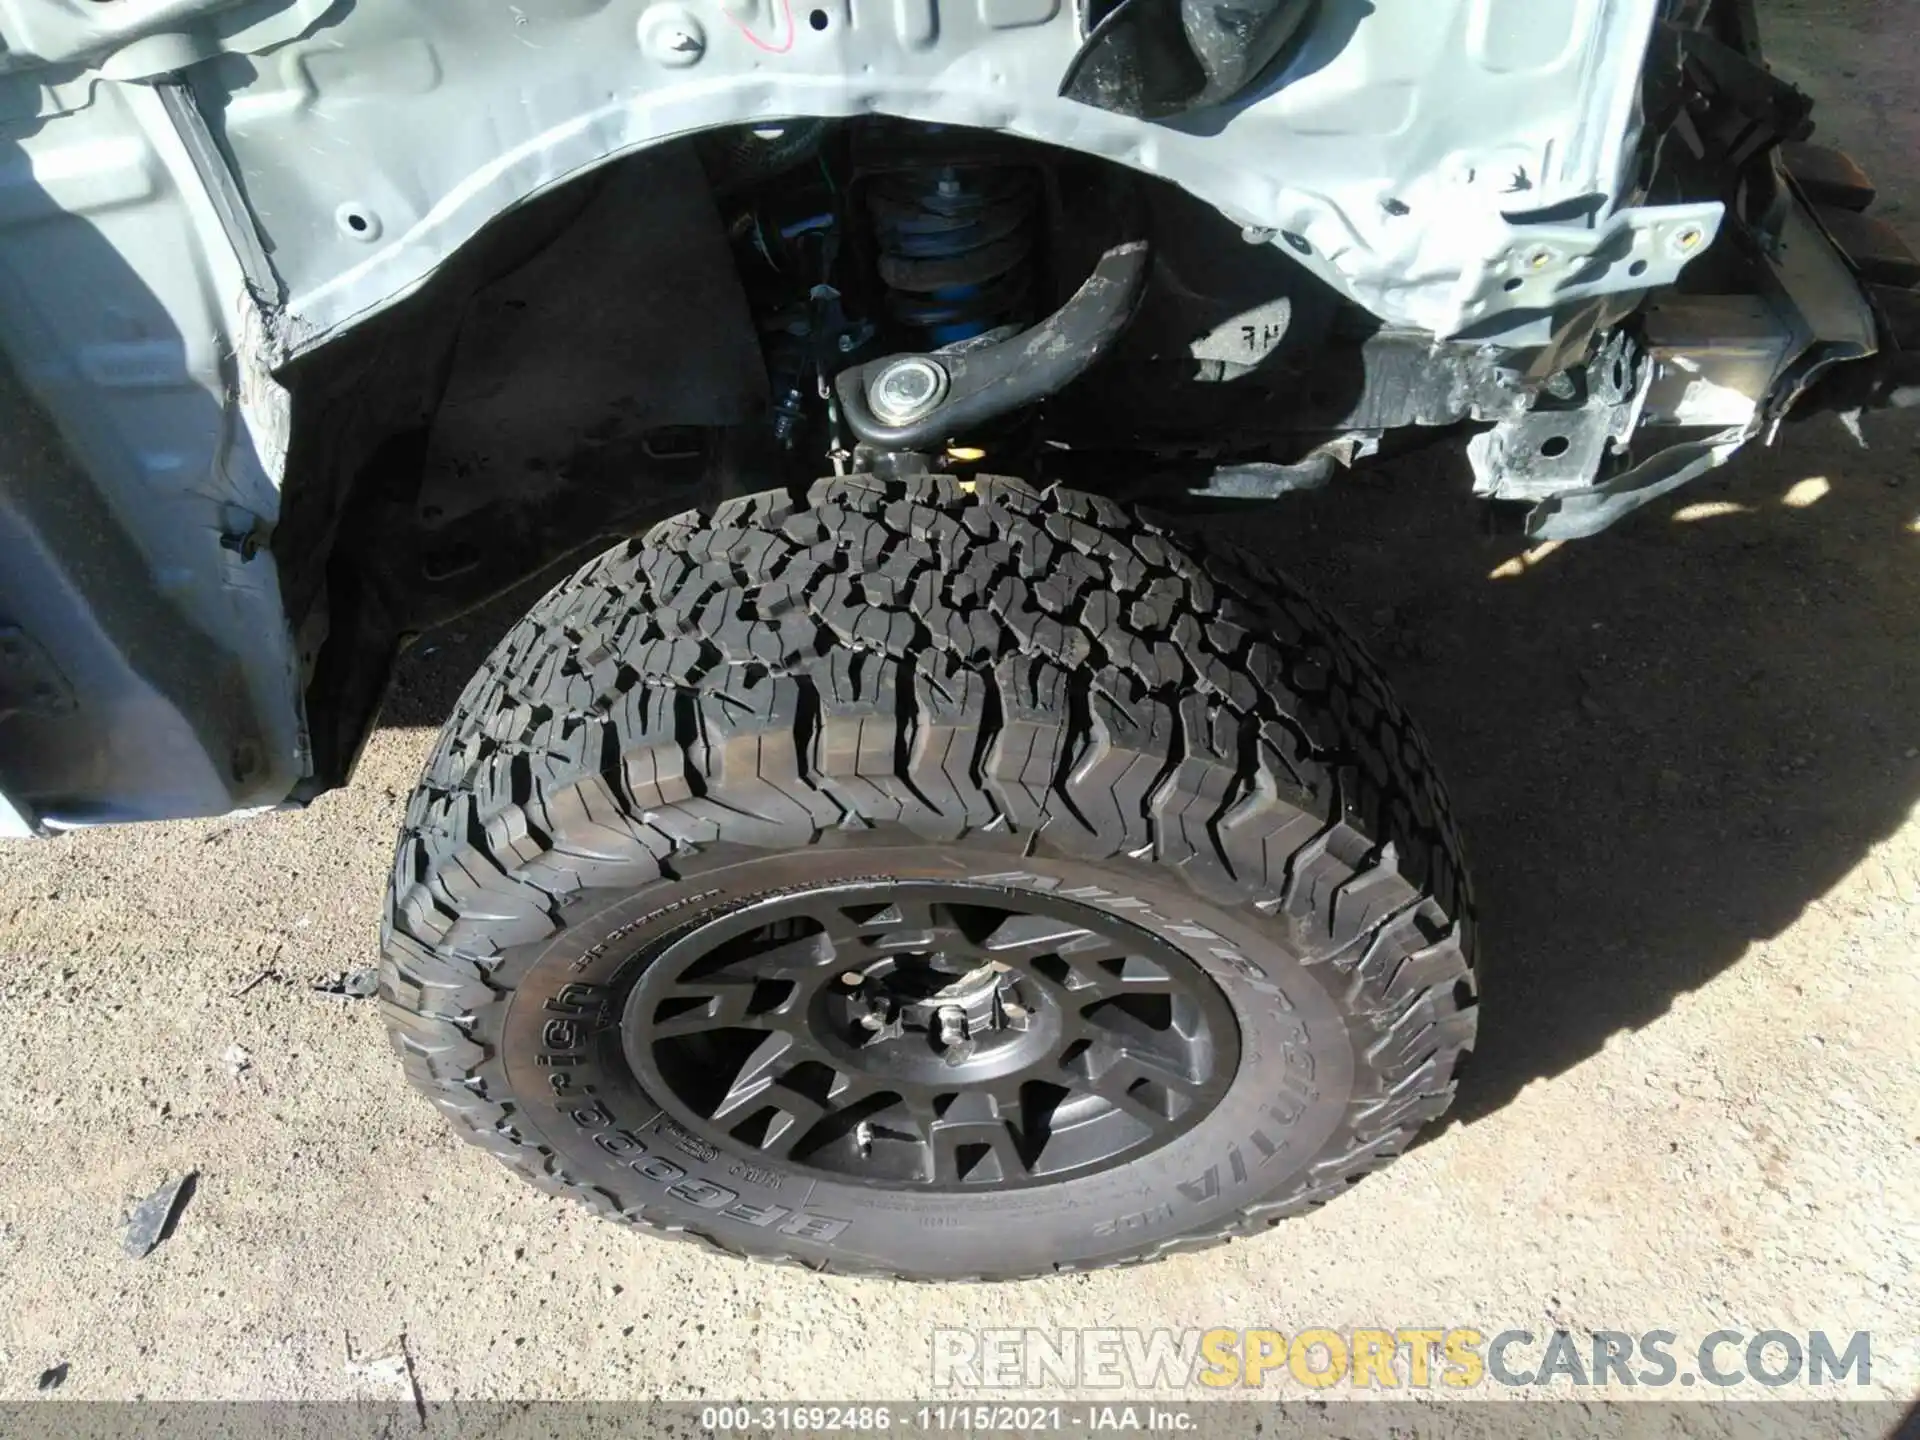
[485,832,1359,1277]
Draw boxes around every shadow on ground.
[1255,414,1920,1124]
[376,410,1920,1128]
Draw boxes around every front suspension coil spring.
[867,165,1039,348]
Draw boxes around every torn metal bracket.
[1663,20,1815,170]
[1186,434,1377,500]
[1467,333,1650,503]
[1756,167,1881,432]
[1505,156,1883,537]
[1523,424,1751,541]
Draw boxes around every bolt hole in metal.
[808,7,829,27]
[621,883,1239,1189]
[335,204,383,242]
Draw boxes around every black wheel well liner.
[272,138,769,797]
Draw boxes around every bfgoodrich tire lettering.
[381,475,1477,1279]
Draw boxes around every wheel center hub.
[842,957,1036,1067]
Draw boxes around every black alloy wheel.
[622,881,1238,1188]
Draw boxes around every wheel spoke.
[1083,962,1178,1001]
[979,914,1098,964]
[752,1090,832,1159]
[742,931,840,976]
[707,1031,799,1123]
[648,975,819,1038]
[648,980,760,1037]
[678,931,837,983]
[1028,946,1177,1006]
[726,1064,893,1162]
[916,1090,1033,1185]
[819,897,994,970]
[1082,1049,1205,1133]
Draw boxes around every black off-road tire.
[380,475,1476,1279]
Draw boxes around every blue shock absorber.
[867,164,1038,348]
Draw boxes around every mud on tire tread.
[380,475,1477,1277]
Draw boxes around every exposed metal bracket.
[1467,333,1649,504]
[1493,160,1883,538]
[1446,203,1726,338]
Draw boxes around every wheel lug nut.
[936,1005,975,1065]
[840,971,865,986]
[858,1011,885,1031]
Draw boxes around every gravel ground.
[1,0,1916,1416]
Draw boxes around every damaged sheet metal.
[1525,424,1751,540]
[1640,295,1798,427]
[1498,160,1886,537]
[0,0,1846,828]
[1468,332,1652,504]
[151,0,1712,350]
[1188,434,1377,499]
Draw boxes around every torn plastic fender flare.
[835,238,1151,451]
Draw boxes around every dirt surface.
[1,0,1916,1415]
